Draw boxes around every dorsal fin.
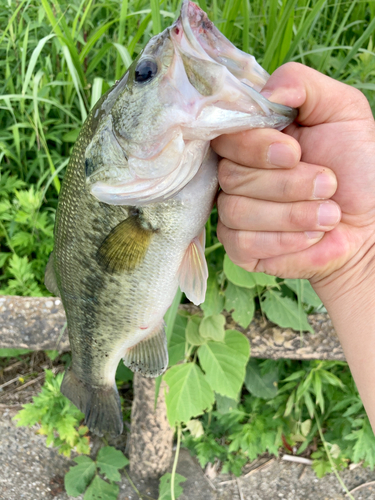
[96,213,154,273]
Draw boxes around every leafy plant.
[14,369,90,457]
[65,446,129,499]
[158,472,186,500]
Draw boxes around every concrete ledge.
[0,296,345,361]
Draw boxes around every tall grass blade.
[278,8,294,66]
[80,20,117,62]
[0,0,28,45]
[116,0,129,80]
[62,46,87,122]
[127,12,152,57]
[151,0,162,35]
[90,77,103,110]
[263,0,295,72]
[73,0,95,40]
[241,0,250,53]
[22,34,55,95]
[112,43,133,72]
[40,0,86,88]
[266,0,278,49]
[333,14,375,79]
[284,0,327,63]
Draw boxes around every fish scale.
[46,0,297,436]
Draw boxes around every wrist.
[311,235,375,314]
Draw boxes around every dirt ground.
[1,353,375,500]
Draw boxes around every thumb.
[261,62,372,126]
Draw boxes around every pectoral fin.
[178,228,208,305]
[123,324,168,378]
[97,214,154,273]
[44,252,60,297]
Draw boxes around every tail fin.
[60,369,123,437]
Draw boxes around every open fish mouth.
[88,0,297,206]
[178,0,269,92]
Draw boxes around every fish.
[45,0,297,437]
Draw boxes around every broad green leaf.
[64,456,96,497]
[163,363,214,426]
[301,419,312,437]
[201,273,225,316]
[312,457,333,478]
[158,472,186,500]
[244,359,278,399]
[186,315,205,346]
[199,314,225,342]
[215,393,238,414]
[225,282,255,328]
[0,348,31,357]
[115,361,133,382]
[198,330,250,399]
[84,475,119,500]
[96,446,129,482]
[262,290,314,333]
[169,313,187,365]
[284,279,322,308]
[224,255,277,289]
[185,419,204,438]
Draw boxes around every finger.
[220,226,350,281]
[254,227,351,281]
[218,160,337,202]
[217,194,341,232]
[261,62,373,126]
[217,220,324,263]
[211,128,301,169]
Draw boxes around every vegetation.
[2,0,375,498]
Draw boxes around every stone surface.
[0,296,69,352]
[0,296,345,361]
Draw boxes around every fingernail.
[305,231,324,240]
[318,203,340,227]
[260,90,273,99]
[313,172,337,199]
[268,142,298,168]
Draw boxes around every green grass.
[1,0,375,294]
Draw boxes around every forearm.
[313,246,375,431]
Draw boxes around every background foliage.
[2,0,375,497]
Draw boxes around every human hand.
[212,62,375,301]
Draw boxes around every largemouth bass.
[45,0,297,436]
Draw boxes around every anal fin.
[60,369,123,437]
[123,324,168,378]
[44,252,60,297]
[177,228,208,305]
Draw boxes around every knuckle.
[286,202,312,229]
[217,193,243,228]
[218,159,237,192]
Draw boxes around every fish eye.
[134,59,158,83]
